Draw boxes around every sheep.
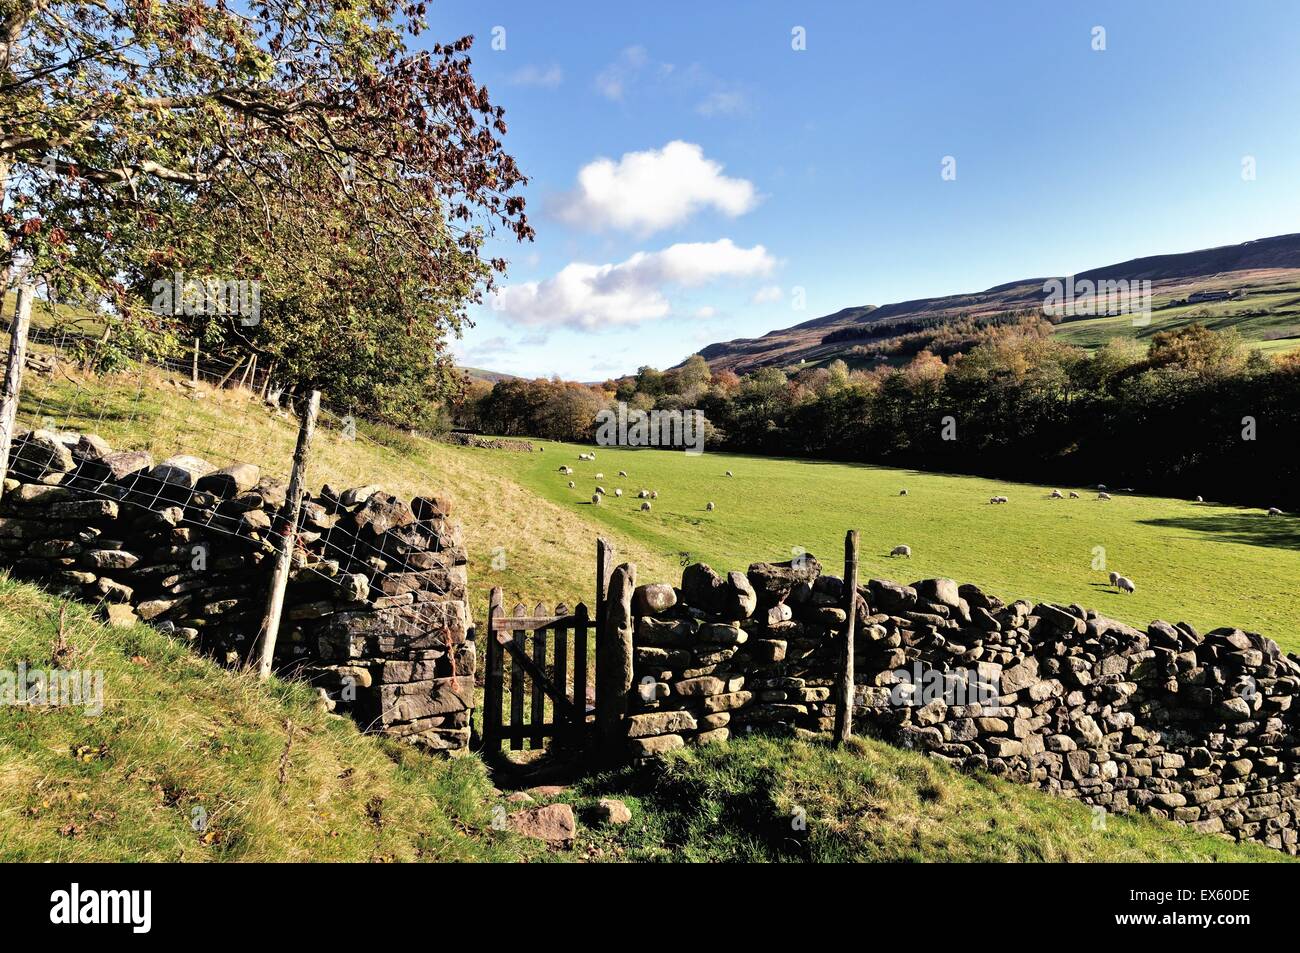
[638,489,650,499]
[1097,484,1107,491]
[1268,507,1283,516]
[989,496,1008,504]
[1116,576,1136,594]
[1069,491,1081,499]
[1050,489,1063,499]
[558,466,572,474]
[1098,492,1111,501]
[725,470,733,477]
[614,488,623,497]
[618,470,627,477]
[640,501,652,511]
[706,501,715,511]
[889,544,912,558]
[567,481,575,488]
[651,490,658,499]
[899,489,908,496]
[1195,495,1204,503]
[1108,571,1120,587]
[595,472,604,479]
[595,486,605,495]
[591,493,601,505]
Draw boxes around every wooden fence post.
[0,286,35,501]
[191,337,199,385]
[834,529,859,746]
[593,538,614,745]
[482,587,504,753]
[597,560,635,759]
[253,389,321,680]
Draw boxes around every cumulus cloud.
[491,239,776,330]
[751,284,784,304]
[509,64,564,88]
[552,141,758,235]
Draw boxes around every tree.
[3,1,531,405]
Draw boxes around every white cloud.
[696,89,747,117]
[509,64,563,88]
[694,306,717,319]
[491,239,776,330]
[595,46,651,101]
[751,284,784,304]
[552,141,758,235]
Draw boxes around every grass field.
[6,359,1300,861]
[489,441,1300,651]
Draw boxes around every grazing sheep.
[1195,495,1204,503]
[591,493,601,505]
[638,489,649,499]
[558,466,572,474]
[1097,484,1107,491]
[1269,507,1283,516]
[651,490,658,499]
[889,544,912,558]
[1050,489,1063,499]
[641,501,652,511]
[989,496,1008,504]
[1069,491,1081,499]
[706,501,715,511]
[614,488,623,497]
[595,486,605,495]
[618,470,627,477]
[1108,571,1120,587]
[1098,492,1111,501]
[725,470,733,477]
[899,489,908,496]
[1116,576,1136,594]
[595,472,604,479]
[567,481,575,488]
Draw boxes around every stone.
[747,555,821,608]
[353,492,416,536]
[868,578,917,612]
[103,603,139,628]
[508,803,575,844]
[633,582,677,615]
[196,463,261,498]
[594,798,632,825]
[149,455,216,490]
[629,734,685,757]
[681,562,725,613]
[99,450,154,483]
[627,709,698,736]
[719,571,757,620]
[913,577,961,609]
[10,430,74,478]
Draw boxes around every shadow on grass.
[1138,510,1300,552]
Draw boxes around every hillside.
[694,233,1300,372]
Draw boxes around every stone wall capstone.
[625,553,1300,854]
[0,428,474,754]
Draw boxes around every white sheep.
[614,488,623,497]
[889,544,912,558]
[1069,491,1081,499]
[1194,495,1204,503]
[725,470,733,477]
[1050,489,1063,499]
[595,486,605,495]
[1268,507,1283,516]
[1098,492,1111,501]
[638,489,649,499]
[706,501,715,511]
[591,493,601,504]
[1108,571,1119,587]
[1116,576,1136,594]
[618,470,627,477]
[1097,484,1107,491]
[595,472,604,479]
[899,489,908,496]
[567,481,575,488]
[641,501,652,511]
[558,466,572,474]
[651,490,658,499]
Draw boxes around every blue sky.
[432,1,1300,380]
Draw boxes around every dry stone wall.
[621,554,1300,854]
[0,429,474,753]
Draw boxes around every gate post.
[597,561,635,759]
[834,529,860,746]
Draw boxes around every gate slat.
[530,602,548,749]
[484,589,504,752]
[574,602,590,744]
[510,602,527,751]
[553,603,569,746]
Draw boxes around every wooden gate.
[481,588,592,753]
